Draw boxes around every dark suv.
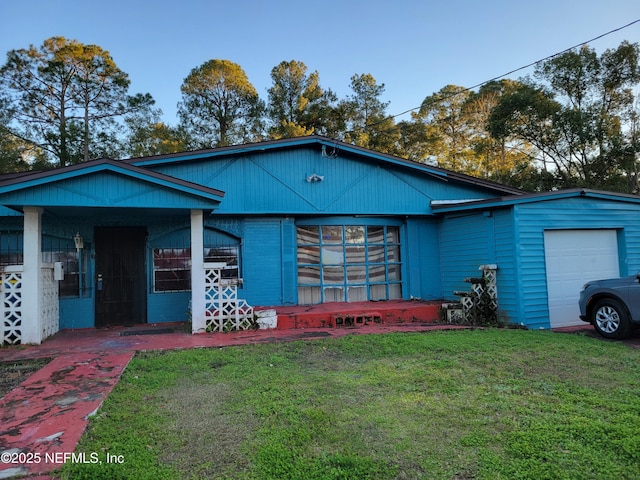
[579,274,640,339]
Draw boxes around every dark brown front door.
[95,227,147,327]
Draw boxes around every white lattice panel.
[204,265,253,332]
[482,266,499,312]
[40,266,59,340]
[455,265,499,324]
[1,269,23,345]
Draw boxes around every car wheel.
[591,298,632,339]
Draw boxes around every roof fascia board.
[432,189,640,214]
[127,136,322,167]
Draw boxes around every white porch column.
[191,209,206,333]
[22,207,43,344]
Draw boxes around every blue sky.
[2,0,639,125]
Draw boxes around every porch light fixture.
[74,232,84,251]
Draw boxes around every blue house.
[0,136,636,344]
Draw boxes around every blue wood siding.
[434,209,520,324]
[405,219,441,300]
[514,197,640,329]
[280,218,297,304]
[150,148,499,215]
[242,218,286,305]
[147,292,191,323]
[492,209,518,325]
[439,213,495,298]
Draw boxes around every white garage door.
[544,229,619,328]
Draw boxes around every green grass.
[59,329,640,479]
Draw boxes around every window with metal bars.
[42,235,88,297]
[153,247,192,292]
[152,243,241,292]
[0,230,23,267]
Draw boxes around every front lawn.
[61,329,640,479]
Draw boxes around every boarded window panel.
[324,287,344,302]
[388,284,402,299]
[370,284,387,301]
[348,286,367,302]
[322,246,344,265]
[298,286,321,304]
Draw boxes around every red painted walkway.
[0,352,133,478]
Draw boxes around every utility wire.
[372,18,640,126]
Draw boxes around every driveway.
[552,323,640,347]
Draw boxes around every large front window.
[297,225,402,304]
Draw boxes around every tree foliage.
[267,60,338,139]
[412,85,476,171]
[406,81,534,187]
[489,42,640,191]
[178,59,265,148]
[124,105,187,158]
[1,36,639,194]
[0,36,152,167]
[341,73,400,154]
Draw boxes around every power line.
[378,18,640,124]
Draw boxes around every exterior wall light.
[74,232,84,251]
[306,173,325,183]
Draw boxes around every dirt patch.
[0,358,51,398]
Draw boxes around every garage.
[433,190,640,330]
[544,229,620,328]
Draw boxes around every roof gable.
[127,136,523,197]
[0,158,224,211]
[145,143,511,215]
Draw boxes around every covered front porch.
[0,158,226,345]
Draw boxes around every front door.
[95,227,147,327]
